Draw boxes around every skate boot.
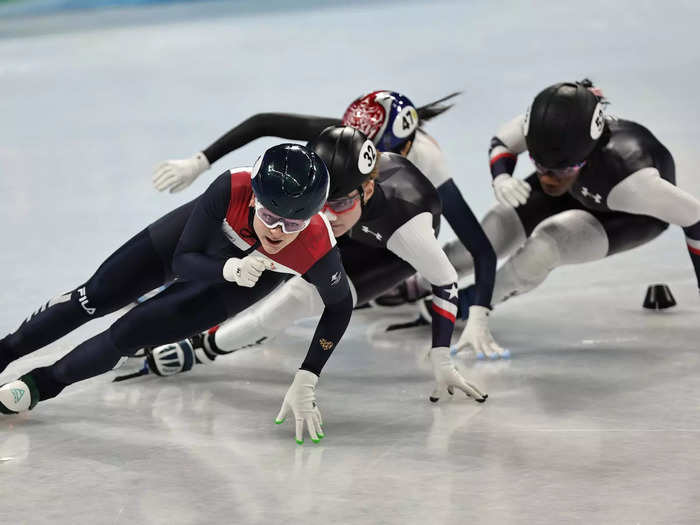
[0,375,39,415]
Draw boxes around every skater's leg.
[11,272,284,407]
[0,229,166,373]
[491,209,609,303]
[443,203,527,278]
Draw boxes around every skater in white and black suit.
[439,80,700,352]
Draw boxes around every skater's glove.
[223,254,274,287]
[492,174,530,208]
[276,370,324,444]
[455,306,509,359]
[428,347,487,403]
[152,152,210,193]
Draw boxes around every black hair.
[416,91,462,126]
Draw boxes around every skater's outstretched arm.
[437,180,496,308]
[276,246,353,444]
[153,113,341,193]
[298,247,353,376]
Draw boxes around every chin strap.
[357,185,366,211]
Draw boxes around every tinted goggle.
[254,202,310,234]
[323,186,365,216]
[531,156,586,178]
[324,195,360,215]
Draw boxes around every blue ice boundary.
[0,0,218,17]
[0,0,407,19]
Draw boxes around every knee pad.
[482,203,527,257]
[508,231,560,288]
[443,203,527,278]
[533,210,609,265]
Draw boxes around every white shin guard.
[492,209,609,304]
[443,203,527,279]
[214,277,326,352]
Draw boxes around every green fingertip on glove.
[296,439,304,445]
[275,418,285,425]
[318,432,325,439]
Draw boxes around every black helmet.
[307,125,378,199]
[524,82,606,168]
[251,143,329,220]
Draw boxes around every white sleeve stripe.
[432,296,457,316]
[222,219,253,251]
[489,145,513,160]
[686,237,700,251]
[318,211,337,247]
[606,167,700,227]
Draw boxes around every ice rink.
[1,1,700,523]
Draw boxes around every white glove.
[428,347,487,403]
[223,254,274,287]
[275,370,324,444]
[152,152,210,193]
[454,305,509,359]
[492,173,531,208]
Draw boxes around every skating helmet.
[308,126,378,199]
[524,82,606,169]
[342,90,418,153]
[251,144,329,220]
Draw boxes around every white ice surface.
[1,1,700,523]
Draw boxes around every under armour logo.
[361,225,382,241]
[580,187,602,204]
[330,272,342,286]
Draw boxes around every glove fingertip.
[296,439,304,445]
[275,418,285,424]
[429,396,440,403]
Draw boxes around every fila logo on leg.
[78,287,96,315]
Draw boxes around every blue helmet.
[251,144,329,220]
[342,90,419,153]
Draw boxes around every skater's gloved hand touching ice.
[153,152,210,193]
[223,254,274,287]
[428,347,487,403]
[492,174,531,208]
[276,370,324,444]
[455,305,508,359]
